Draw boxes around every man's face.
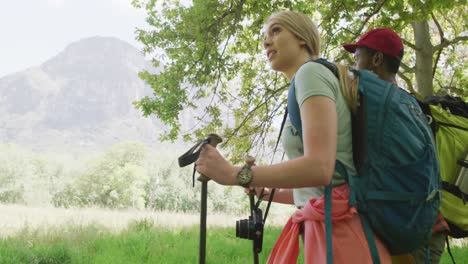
[354,47,374,71]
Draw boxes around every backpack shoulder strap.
[314,58,339,78]
[287,59,339,140]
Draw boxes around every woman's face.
[263,20,305,74]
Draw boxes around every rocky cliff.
[0,36,173,154]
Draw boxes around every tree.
[132,0,467,160]
[0,144,27,203]
[53,141,149,209]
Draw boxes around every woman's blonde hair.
[267,11,320,57]
[336,65,359,113]
[267,11,359,112]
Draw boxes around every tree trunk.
[412,21,434,99]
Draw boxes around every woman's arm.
[195,95,337,189]
[249,95,337,188]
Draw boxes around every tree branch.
[181,0,248,136]
[400,61,415,73]
[431,12,444,77]
[401,38,418,50]
[357,0,388,34]
[397,71,416,95]
[433,36,468,51]
[223,83,287,146]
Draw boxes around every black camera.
[236,207,264,253]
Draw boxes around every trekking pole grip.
[197,133,223,182]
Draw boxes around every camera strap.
[178,138,211,187]
[259,107,288,224]
[178,138,210,167]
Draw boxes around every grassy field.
[1,221,467,264]
[0,205,466,263]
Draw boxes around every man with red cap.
[343,28,404,84]
[343,28,449,264]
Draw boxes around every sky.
[0,0,148,77]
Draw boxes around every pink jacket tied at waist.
[267,184,390,264]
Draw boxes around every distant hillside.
[0,36,187,154]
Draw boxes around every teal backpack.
[287,60,441,263]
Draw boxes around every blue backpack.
[288,60,441,263]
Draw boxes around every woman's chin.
[268,61,281,72]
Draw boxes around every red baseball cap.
[343,28,404,59]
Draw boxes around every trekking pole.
[250,190,259,264]
[245,157,260,264]
[198,134,222,264]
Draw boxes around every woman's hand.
[195,144,239,186]
[244,187,295,204]
[244,187,270,199]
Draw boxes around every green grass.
[0,219,465,264]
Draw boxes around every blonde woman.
[195,10,390,263]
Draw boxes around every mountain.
[0,36,180,154]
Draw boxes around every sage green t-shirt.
[282,61,356,207]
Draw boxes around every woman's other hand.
[244,187,270,199]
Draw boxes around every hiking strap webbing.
[445,236,457,264]
[442,181,468,203]
[366,192,431,206]
[424,245,431,264]
[361,214,381,264]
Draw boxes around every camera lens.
[235,208,264,254]
[236,219,252,239]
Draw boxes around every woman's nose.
[263,36,271,48]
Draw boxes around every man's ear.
[372,52,384,67]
